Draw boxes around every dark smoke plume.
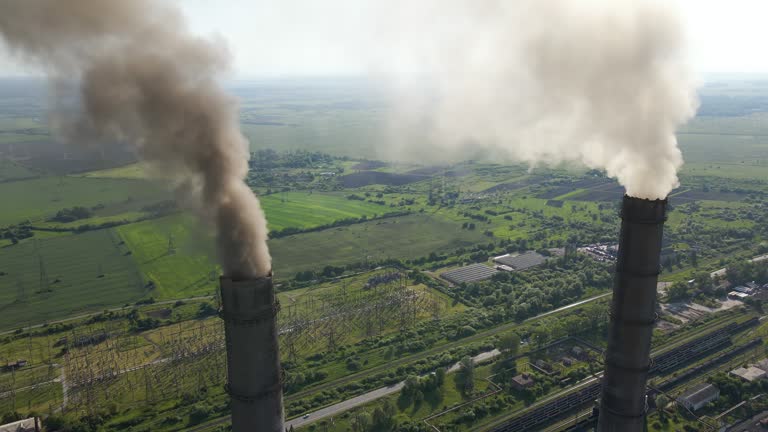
[0,0,270,278]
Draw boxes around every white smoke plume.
[367,0,699,199]
[0,0,270,278]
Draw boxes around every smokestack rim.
[620,194,668,224]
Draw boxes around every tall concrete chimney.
[598,195,667,432]
[220,275,284,432]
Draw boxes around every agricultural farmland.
[0,229,144,330]
[259,191,391,231]
[0,175,168,226]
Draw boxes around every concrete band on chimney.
[220,276,285,432]
[598,196,667,432]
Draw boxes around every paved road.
[524,292,610,322]
[286,348,502,429]
[285,382,406,430]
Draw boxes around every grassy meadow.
[0,176,169,226]
[259,191,390,231]
[0,229,144,330]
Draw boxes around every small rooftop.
[0,418,38,432]
[441,264,498,284]
[493,251,547,271]
[511,373,535,388]
[731,366,767,382]
[677,382,719,407]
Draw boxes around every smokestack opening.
[598,195,667,432]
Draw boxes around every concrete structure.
[0,418,39,432]
[220,276,284,432]
[755,358,768,372]
[3,360,27,371]
[729,291,750,300]
[493,251,547,271]
[731,366,767,382]
[440,263,498,284]
[599,196,668,432]
[571,346,586,359]
[676,383,719,411]
[511,373,536,390]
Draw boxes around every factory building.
[676,382,720,411]
[493,251,547,271]
[511,373,536,390]
[731,366,768,382]
[440,263,498,284]
[0,418,39,432]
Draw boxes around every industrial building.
[0,418,39,432]
[676,382,720,411]
[510,373,536,390]
[729,291,750,300]
[731,366,768,382]
[493,251,547,271]
[440,263,498,284]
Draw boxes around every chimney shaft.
[598,196,667,432]
[220,276,284,432]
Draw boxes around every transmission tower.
[16,276,26,303]
[39,256,49,294]
[167,233,176,255]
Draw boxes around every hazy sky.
[1,0,766,79]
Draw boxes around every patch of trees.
[321,265,345,278]
[399,368,446,407]
[450,255,612,322]
[727,260,768,286]
[463,212,490,223]
[250,149,337,169]
[141,200,177,217]
[271,211,410,239]
[126,308,160,332]
[451,395,512,427]
[283,369,329,393]
[1,224,33,244]
[196,302,217,318]
[51,206,93,222]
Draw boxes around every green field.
[268,213,488,276]
[0,229,145,330]
[0,159,38,181]
[259,192,390,231]
[116,214,219,300]
[113,212,489,291]
[80,163,148,179]
[0,176,169,226]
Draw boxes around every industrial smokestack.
[220,276,284,432]
[598,195,667,432]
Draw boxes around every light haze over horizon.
[0,0,766,81]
